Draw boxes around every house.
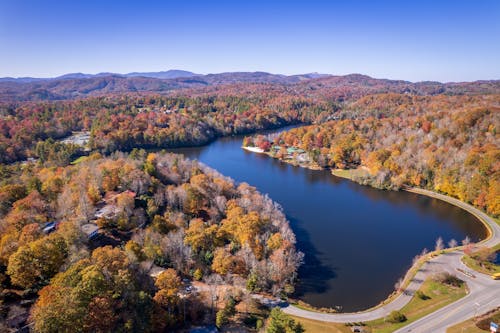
[189,326,218,333]
[296,153,310,163]
[140,261,166,278]
[42,221,59,234]
[148,265,166,279]
[286,147,305,154]
[94,190,137,219]
[81,223,99,239]
[94,204,119,219]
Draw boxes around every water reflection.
[287,216,337,296]
[168,128,486,311]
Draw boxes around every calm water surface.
[170,128,487,312]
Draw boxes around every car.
[491,273,500,280]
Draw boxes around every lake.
[170,128,487,312]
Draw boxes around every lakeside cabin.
[271,145,305,154]
[246,145,310,163]
[286,147,305,154]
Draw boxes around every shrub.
[225,296,236,316]
[475,309,500,330]
[415,290,429,300]
[243,315,264,329]
[267,308,304,333]
[435,272,464,287]
[215,309,229,328]
[387,310,407,323]
[246,273,258,292]
[193,268,203,281]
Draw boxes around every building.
[42,221,58,234]
[81,223,99,239]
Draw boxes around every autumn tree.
[31,246,154,332]
[219,201,263,256]
[184,218,219,253]
[3,190,48,232]
[31,285,85,332]
[7,233,68,289]
[211,247,245,275]
[153,268,181,327]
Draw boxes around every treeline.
[1,72,499,103]
[89,94,328,153]
[265,94,500,216]
[3,75,498,164]
[0,93,329,163]
[0,152,302,331]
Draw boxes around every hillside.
[0,71,306,101]
[0,152,302,331]
[1,71,499,102]
[245,93,500,217]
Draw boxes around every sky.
[0,0,499,82]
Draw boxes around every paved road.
[394,252,500,333]
[280,188,500,332]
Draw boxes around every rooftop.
[81,223,99,236]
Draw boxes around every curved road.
[279,188,500,332]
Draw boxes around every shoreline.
[243,146,500,317]
[331,168,495,247]
[241,146,265,153]
[404,187,495,246]
[241,146,323,170]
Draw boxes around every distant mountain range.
[0,70,498,102]
[0,70,331,83]
[0,69,200,83]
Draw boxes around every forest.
[0,74,499,331]
[245,93,500,217]
[1,73,499,165]
[0,151,302,331]
[0,93,331,163]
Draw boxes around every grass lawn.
[447,308,500,333]
[447,319,485,333]
[462,254,500,275]
[365,277,467,333]
[290,302,326,313]
[71,155,89,165]
[462,239,500,276]
[289,316,352,333]
[289,300,339,313]
[331,168,368,180]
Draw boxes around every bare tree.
[204,274,223,318]
[435,237,444,252]
[448,239,458,248]
[394,277,403,291]
[412,254,421,266]
[214,195,227,214]
[160,230,192,274]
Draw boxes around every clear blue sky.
[1,0,499,82]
